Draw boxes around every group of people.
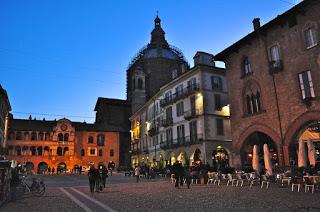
[88,164,109,193]
[172,162,192,188]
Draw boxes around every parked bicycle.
[18,175,46,196]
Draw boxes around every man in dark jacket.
[88,166,95,193]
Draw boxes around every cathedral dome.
[128,16,187,68]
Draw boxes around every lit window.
[298,70,315,100]
[304,27,317,49]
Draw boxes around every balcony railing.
[159,134,204,150]
[131,149,141,156]
[148,127,159,137]
[269,60,283,74]
[160,84,200,107]
[184,109,203,120]
[160,118,173,127]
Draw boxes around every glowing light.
[221,104,230,116]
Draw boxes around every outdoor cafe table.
[303,175,320,189]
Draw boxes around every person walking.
[101,166,108,188]
[88,165,95,193]
[51,167,55,174]
[184,167,192,189]
[47,167,51,175]
[135,166,141,183]
[94,168,101,192]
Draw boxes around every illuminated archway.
[240,132,278,167]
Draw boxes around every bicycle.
[18,175,46,196]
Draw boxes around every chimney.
[252,18,260,31]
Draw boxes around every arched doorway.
[177,151,188,167]
[189,148,203,166]
[168,152,176,166]
[240,132,278,167]
[38,162,48,174]
[289,121,320,167]
[57,162,67,173]
[212,146,229,171]
[158,154,165,169]
[25,162,34,173]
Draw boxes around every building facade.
[0,85,11,156]
[6,117,120,174]
[126,16,189,114]
[131,52,231,168]
[215,0,320,168]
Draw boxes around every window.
[177,125,185,144]
[39,132,44,141]
[176,101,184,117]
[16,132,22,140]
[37,147,42,156]
[110,149,114,157]
[58,133,63,141]
[172,69,178,79]
[57,147,63,156]
[89,148,96,156]
[166,107,172,119]
[298,70,315,100]
[166,128,173,144]
[304,27,317,48]
[216,119,224,135]
[31,132,37,140]
[242,57,252,75]
[88,136,94,144]
[211,76,223,91]
[98,149,103,157]
[137,78,143,90]
[175,84,183,97]
[45,133,50,140]
[64,133,69,141]
[24,132,29,140]
[189,121,197,142]
[269,45,281,62]
[97,134,105,146]
[165,91,172,101]
[81,149,85,156]
[214,94,221,110]
[132,79,135,90]
[187,78,197,90]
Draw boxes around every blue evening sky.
[0,0,300,122]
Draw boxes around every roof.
[9,118,97,132]
[94,97,129,111]
[0,84,11,111]
[214,0,312,60]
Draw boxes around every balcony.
[269,60,283,74]
[148,127,159,137]
[131,149,141,156]
[184,109,203,120]
[159,134,204,150]
[160,84,200,107]
[161,118,173,127]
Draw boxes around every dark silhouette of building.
[126,16,189,113]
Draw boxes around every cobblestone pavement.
[2,174,320,212]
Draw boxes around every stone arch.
[283,111,320,165]
[38,162,48,174]
[177,151,188,167]
[25,162,35,173]
[234,123,281,166]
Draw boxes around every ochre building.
[6,117,120,173]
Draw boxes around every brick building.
[6,117,120,174]
[215,0,320,167]
[0,85,11,156]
